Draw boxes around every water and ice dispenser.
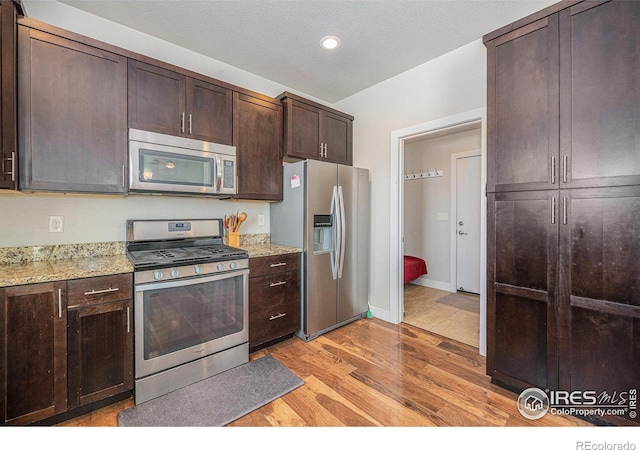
[313,214,333,253]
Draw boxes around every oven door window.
[139,148,214,187]
[141,274,244,360]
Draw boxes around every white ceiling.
[55,0,558,103]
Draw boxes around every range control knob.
[153,271,163,280]
[230,262,237,270]
[194,265,203,274]
[170,269,180,278]
[217,263,225,271]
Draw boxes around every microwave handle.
[215,155,223,192]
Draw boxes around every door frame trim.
[389,107,487,355]
[450,149,481,295]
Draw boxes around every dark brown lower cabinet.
[67,274,133,410]
[0,282,67,425]
[487,191,558,391]
[558,187,640,425]
[488,186,640,425]
[248,253,301,351]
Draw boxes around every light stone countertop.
[0,254,134,288]
[239,243,302,258]
[0,240,302,288]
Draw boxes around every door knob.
[458,221,464,226]
[458,231,468,235]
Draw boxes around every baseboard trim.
[409,277,453,292]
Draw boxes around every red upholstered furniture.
[404,255,427,284]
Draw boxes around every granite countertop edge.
[0,243,302,288]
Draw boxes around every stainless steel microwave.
[128,129,236,196]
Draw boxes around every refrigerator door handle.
[337,186,346,278]
[330,186,340,280]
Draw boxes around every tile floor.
[403,284,480,348]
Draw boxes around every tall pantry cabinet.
[485,0,639,426]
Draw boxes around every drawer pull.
[269,281,287,287]
[84,287,120,296]
[269,312,287,321]
[269,262,287,268]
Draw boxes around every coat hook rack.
[404,168,444,180]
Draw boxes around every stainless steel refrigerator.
[271,159,370,341]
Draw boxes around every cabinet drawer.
[67,273,133,308]
[249,271,300,313]
[249,301,300,348]
[249,253,300,278]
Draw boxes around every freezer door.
[304,160,339,336]
[337,165,370,322]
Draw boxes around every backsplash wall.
[0,192,270,248]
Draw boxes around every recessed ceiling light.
[320,35,341,51]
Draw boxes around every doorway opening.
[402,126,481,347]
[389,108,487,355]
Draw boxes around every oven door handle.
[134,268,249,292]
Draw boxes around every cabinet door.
[18,27,128,193]
[0,2,18,190]
[1,282,67,425]
[486,14,559,193]
[233,92,283,200]
[186,77,232,144]
[559,1,640,189]
[321,111,352,166]
[283,98,321,160]
[487,191,558,391]
[558,187,640,425]
[128,59,186,137]
[67,299,133,409]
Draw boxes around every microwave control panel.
[223,160,235,188]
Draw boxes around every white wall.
[1,0,318,249]
[404,129,482,288]
[335,39,487,320]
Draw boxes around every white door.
[455,154,481,294]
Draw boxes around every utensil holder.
[228,231,240,248]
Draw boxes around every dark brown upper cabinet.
[0,1,19,190]
[486,0,640,193]
[279,92,353,166]
[559,1,640,189]
[233,92,283,201]
[486,14,559,193]
[17,24,128,194]
[128,60,233,145]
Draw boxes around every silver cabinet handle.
[551,156,556,184]
[6,151,15,181]
[122,165,126,188]
[325,143,328,158]
[563,155,568,183]
[563,196,567,225]
[319,143,323,158]
[180,112,185,133]
[269,312,286,321]
[84,287,120,296]
[269,281,287,287]
[188,113,192,135]
[58,288,62,318]
[126,306,131,333]
[551,196,556,224]
[269,262,287,268]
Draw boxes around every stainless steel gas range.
[126,219,249,404]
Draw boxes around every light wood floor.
[57,317,590,428]
[403,284,480,347]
